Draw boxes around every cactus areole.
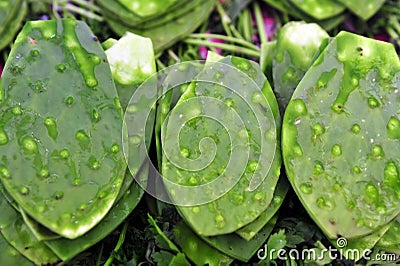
[0,19,126,239]
[282,31,400,239]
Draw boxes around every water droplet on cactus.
[365,182,379,202]
[356,219,365,227]
[312,123,325,136]
[0,166,11,179]
[247,161,258,173]
[372,144,384,158]
[352,165,361,174]
[56,63,66,73]
[39,167,49,178]
[37,205,46,213]
[12,105,22,116]
[92,109,101,122]
[75,130,90,149]
[98,190,107,199]
[387,116,400,139]
[72,178,81,186]
[331,102,343,114]
[254,192,264,201]
[351,124,361,134]
[376,205,386,214]
[110,144,120,153]
[86,77,98,88]
[314,162,324,174]
[293,145,303,157]
[316,197,326,208]
[333,182,341,191]
[300,183,313,194]
[79,203,87,211]
[0,129,8,145]
[61,212,72,220]
[20,186,29,195]
[252,92,264,104]
[191,207,200,214]
[65,96,74,105]
[89,157,100,170]
[30,80,47,93]
[368,96,379,108]
[126,104,138,113]
[22,136,38,154]
[215,214,226,229]
[60,149,69,159]
[331,144,342,156]
[292,99,307,116]
[231,193,244,205]
[347,200,355,210]
[54,191,64,200]
[180,147,190,158]
[30,49,40,57]
[188,176,198,185]
[129,135,141,146]
[384,162,399,186]
[225,98,234,107]
[44,117,58,141]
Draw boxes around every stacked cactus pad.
[0,14,399,264]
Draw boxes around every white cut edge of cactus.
[105,32,156,85]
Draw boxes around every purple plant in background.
[0,62,3,77]
[263,12,277,41]
[198,31,224,59]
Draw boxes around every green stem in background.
[239,8,253,42]
[104,223,128,266]
[253,1,268,45]
[216,1,233,37]
[168,49,180,63]
[189,33,260,50]
[184,38,261,58]
[65,4,103,21]
[52,0,103,21]
[69,0,101,13]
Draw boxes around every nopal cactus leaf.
[44,164,148,261]
[273,21,329,113]
[201,215,278,262]
[20,208,61,241]
[288,0,345,20]
[173,221,234,266]
[161,56,281,236]
[235,177,288,241]
[336,0,385,20]
[0,186,59,264]
[376,215,400,251]
[0,0,27,51]
[118,0,179,18]
[282,31,400,239]
[0,232,32,266]
[0,19,126,239]
[104,0,216,52]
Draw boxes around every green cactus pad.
[173,221,234,266]
[104,0,215,52]
[44,165,148,261]
[235,177,288,240]
[0,0,27,51]
[376,216,400,250]
[288,0,345,20]
[273,21,329,113]
[0,0,21,34]
[333,223,392,261]
[282,31,400,239]
[336,0,385,20]
[118,0,179,18]
[0,188,59,264]
[162,57,281,236]
[20,208,61,241]
[0,232,32,266]
[201,215,278,262]
[0,19,126,239]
